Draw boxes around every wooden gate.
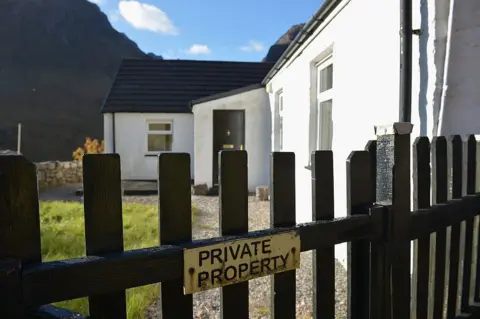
[1,123,480,318]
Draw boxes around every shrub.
[72,137,104,160]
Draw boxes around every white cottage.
[191,84,271,192]
[211,0,480,264]
[101,59,273,181]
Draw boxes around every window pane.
[319,99,333,111]
[149,123,171,131]
[148,134,172,151]
[317,99,333,150]
[319,64,333,93]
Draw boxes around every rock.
[37,171,45,181]
[256,186,270,201]
[36,162,48,170]
[35,160,83,189]
[192,184,208,196]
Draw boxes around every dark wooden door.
[212,110,245,185]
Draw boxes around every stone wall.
[36,161,83,189]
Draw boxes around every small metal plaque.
[183,231,300,294]
[222,144,234,149]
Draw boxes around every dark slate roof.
[190,83,265,107]
[101,59,275,113]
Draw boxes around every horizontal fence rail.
[20,214,374,308]
[2,124,480,318]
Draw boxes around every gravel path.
[122,195,348,319]
[39,187,348,318]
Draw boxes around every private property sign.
[183,231,300,294]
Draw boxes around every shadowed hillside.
[0,0,149,161]
[0,0,301,161]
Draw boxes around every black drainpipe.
[112,113,116,153]
[399,0,413,122]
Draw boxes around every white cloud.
[185,44,211,55]
[118,1,179,35]
[88,0,104,5]
[240,40,265,53]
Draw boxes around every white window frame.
[315,56,333,151]
[145,120,173,154]
[275,90,284,151]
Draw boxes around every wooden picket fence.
[2,125,480,318]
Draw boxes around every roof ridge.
[120,58,275,65]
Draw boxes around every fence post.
[431,136,448,318]
[411,137,431,318]
[311,151,335,318]
[158,153,193,319]
[446,135,463,318]
[374,122,413,319]
[0,155,42,317]
[347,150,374,318]
[461,135,476,312]
[219,150,249,319]
[270,152,296,319]
[83,154,126,318]
[369,205,390,319]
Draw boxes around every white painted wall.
[265,0,480,267]
[438,0,480,136]
[266,0,401,265]
[193,88,271,191]
[103,113,114,153]
[414,0,480,137]
[103,112,194,180]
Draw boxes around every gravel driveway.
[122,195,348,319]
[39,187,348,318]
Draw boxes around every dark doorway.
[212,110,245,185]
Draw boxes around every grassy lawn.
[40,201,196,319]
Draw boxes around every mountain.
[147,53,164,59]
[0,0,150,161]
[0,0,301,161]
[263,24,305,63]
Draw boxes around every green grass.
[40,201,197,319]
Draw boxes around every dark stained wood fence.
[2,124,480,318]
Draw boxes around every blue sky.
[88,0,322,61]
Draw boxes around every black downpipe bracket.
[399,0,413,123]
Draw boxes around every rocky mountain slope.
[0,0,301,161]
[263,24,305,62]
[0,0,148,161]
